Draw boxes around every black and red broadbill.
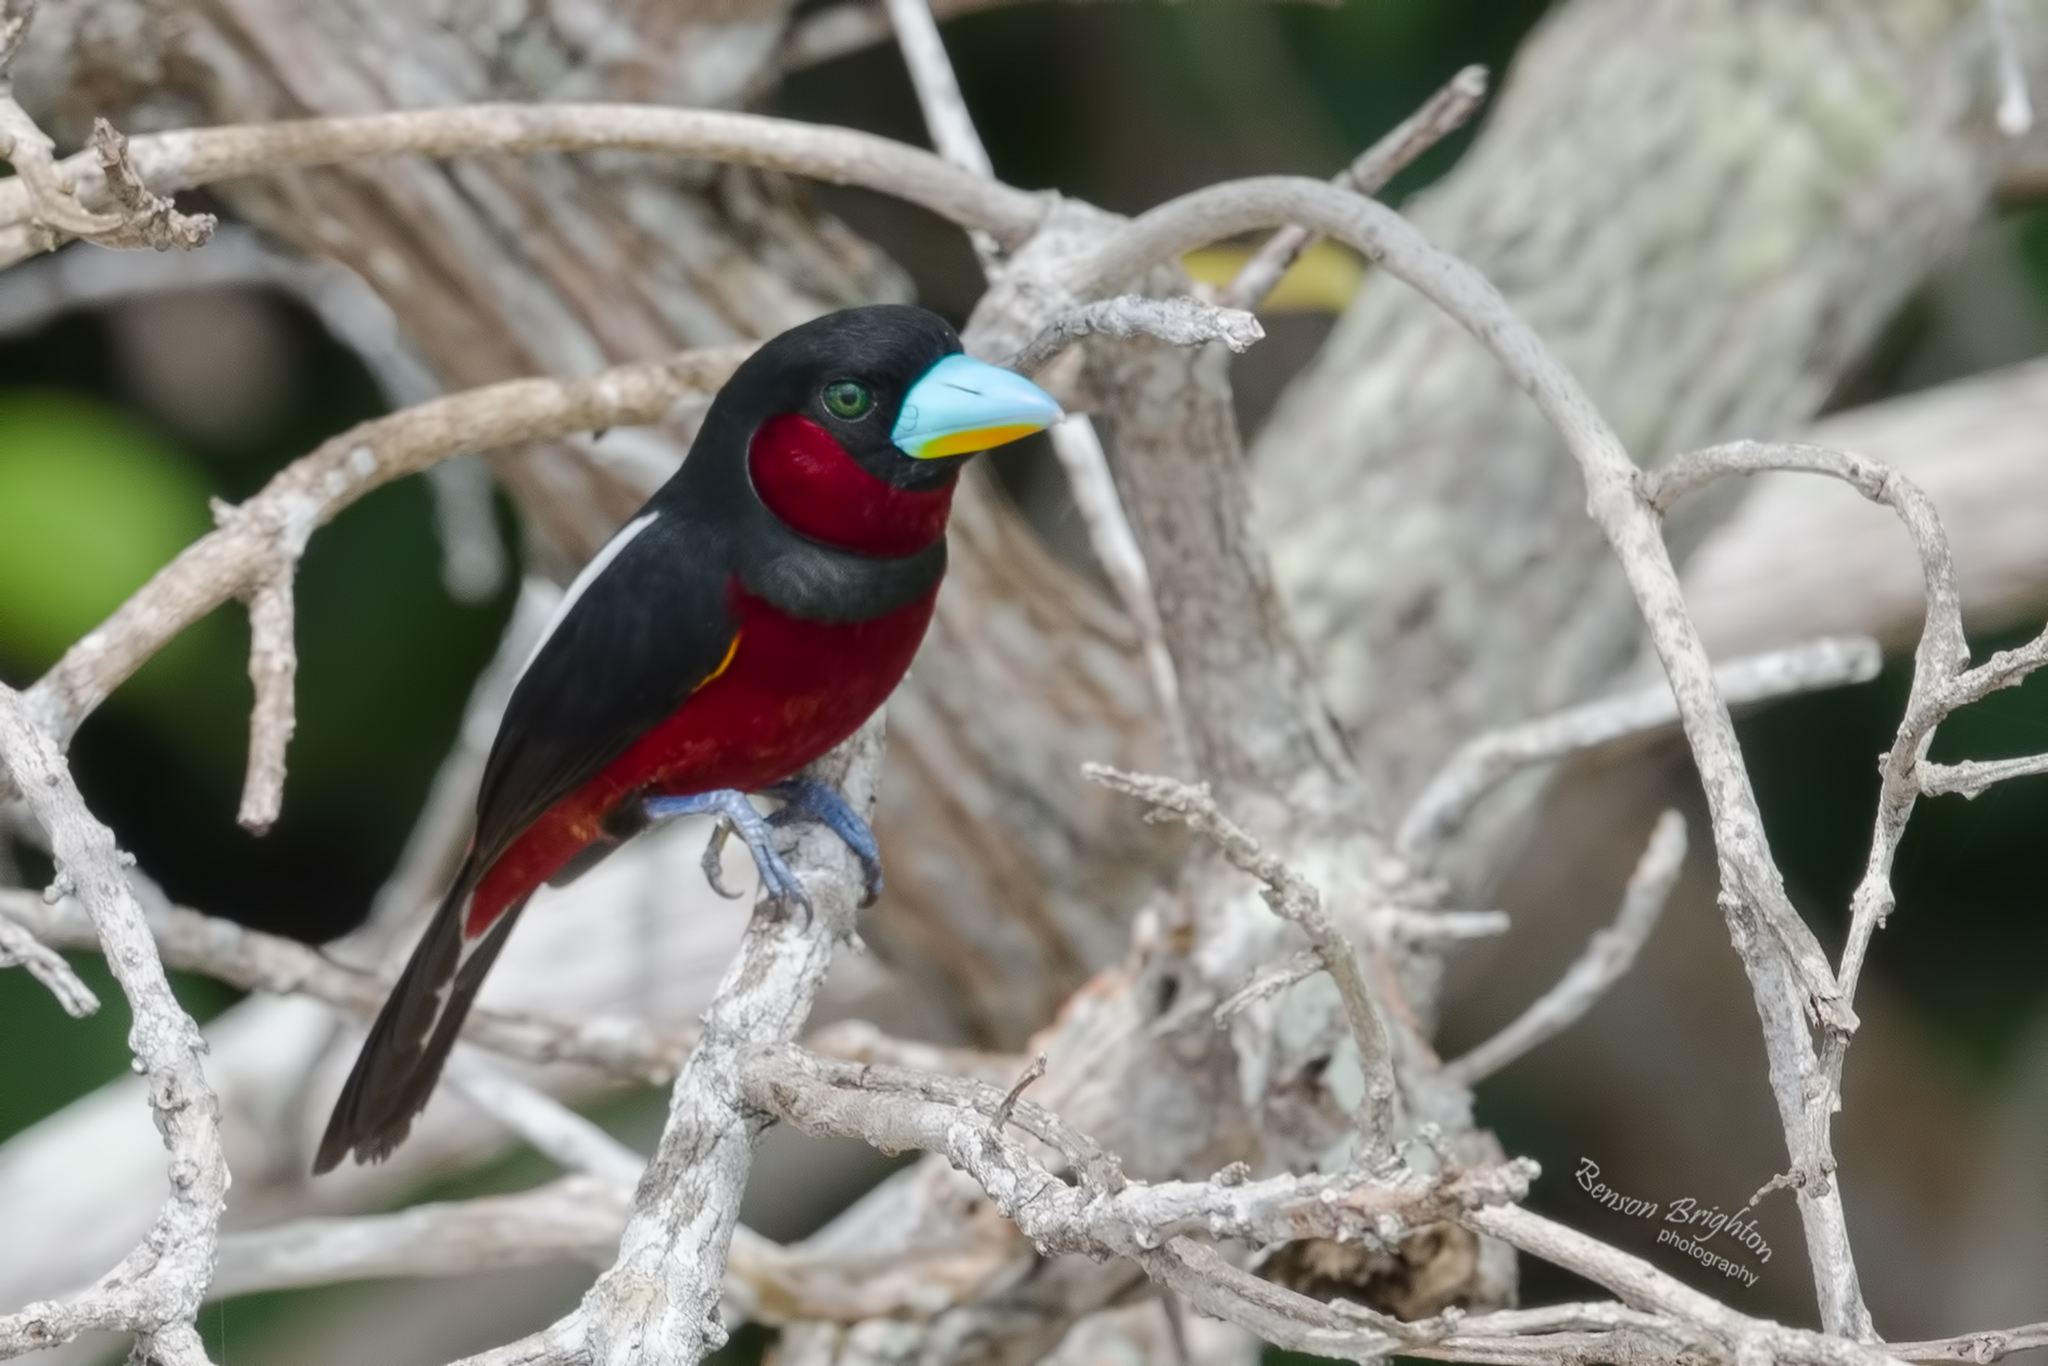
[314,305,1062,1173]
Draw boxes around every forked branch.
[0,685,226,1364]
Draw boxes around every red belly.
[468,581,937,934]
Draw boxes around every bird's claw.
[765,778,884,907]
[643,789,812,917]
[699,819,744,900]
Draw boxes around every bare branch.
[1083,764,1399,1163]
[1,886,1010,1091]
[444,1053,647,1186]
[0,911,97,1017]
[1222,64,1488,311]
[0,102,215,256]
[236,568,297,833]
[1646,441,1977,1003]
[1,870,696,1083]
[1919,751,2048,799]
[987,1052,1049,1135]
[86,120,216,251]
[1009,296,1264,375]
[747,1044,1532,1248]
[1441,810,1686,1086]
[748,1043,1925,1366]
[1463,1206,1905,1366]
[1894,1320,2048,1364]
[884,0,994,179]
[1214,948,1321,1023]
[1044,415,1190,765]
[0,685,225,1363]
[215,1177,632,1300]
[0,106,1050,269]
[1396,636,1881,868]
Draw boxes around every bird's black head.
[666,305,1062,562]
[723,304,968,491]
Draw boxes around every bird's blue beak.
[891,354,1064,460]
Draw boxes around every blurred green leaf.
[0,389,211,676]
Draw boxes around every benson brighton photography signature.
[1576,1158,1772,1289]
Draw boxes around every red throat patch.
[747,413,955,557]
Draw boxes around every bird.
[314,304,1062,1172]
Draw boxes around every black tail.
[314,863,528,1173]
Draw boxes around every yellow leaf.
[1181,239,1366,313]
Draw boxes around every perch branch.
[1396,636,1881,868]
[0,685,226,1364]
[1441,811,1686,1086]
[1083,764,1399,1163]
[559,720,886,1366]
[1222,64,1488,311]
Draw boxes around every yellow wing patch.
[693,632,741,693]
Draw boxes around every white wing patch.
[512,511,660,686]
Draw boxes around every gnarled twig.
[1441,811,1686,1086]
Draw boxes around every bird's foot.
[765,778,884,907]
[643,789,810,915]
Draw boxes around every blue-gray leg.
[764,778,884,906]
[643,789,810,912]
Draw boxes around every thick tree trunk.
[1254,0,2020,807]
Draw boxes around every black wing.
[474,511,738,868]
[314,512,738,1172]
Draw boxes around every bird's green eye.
[822,380,873,420]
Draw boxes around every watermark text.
[1575,1158,1770,1288]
